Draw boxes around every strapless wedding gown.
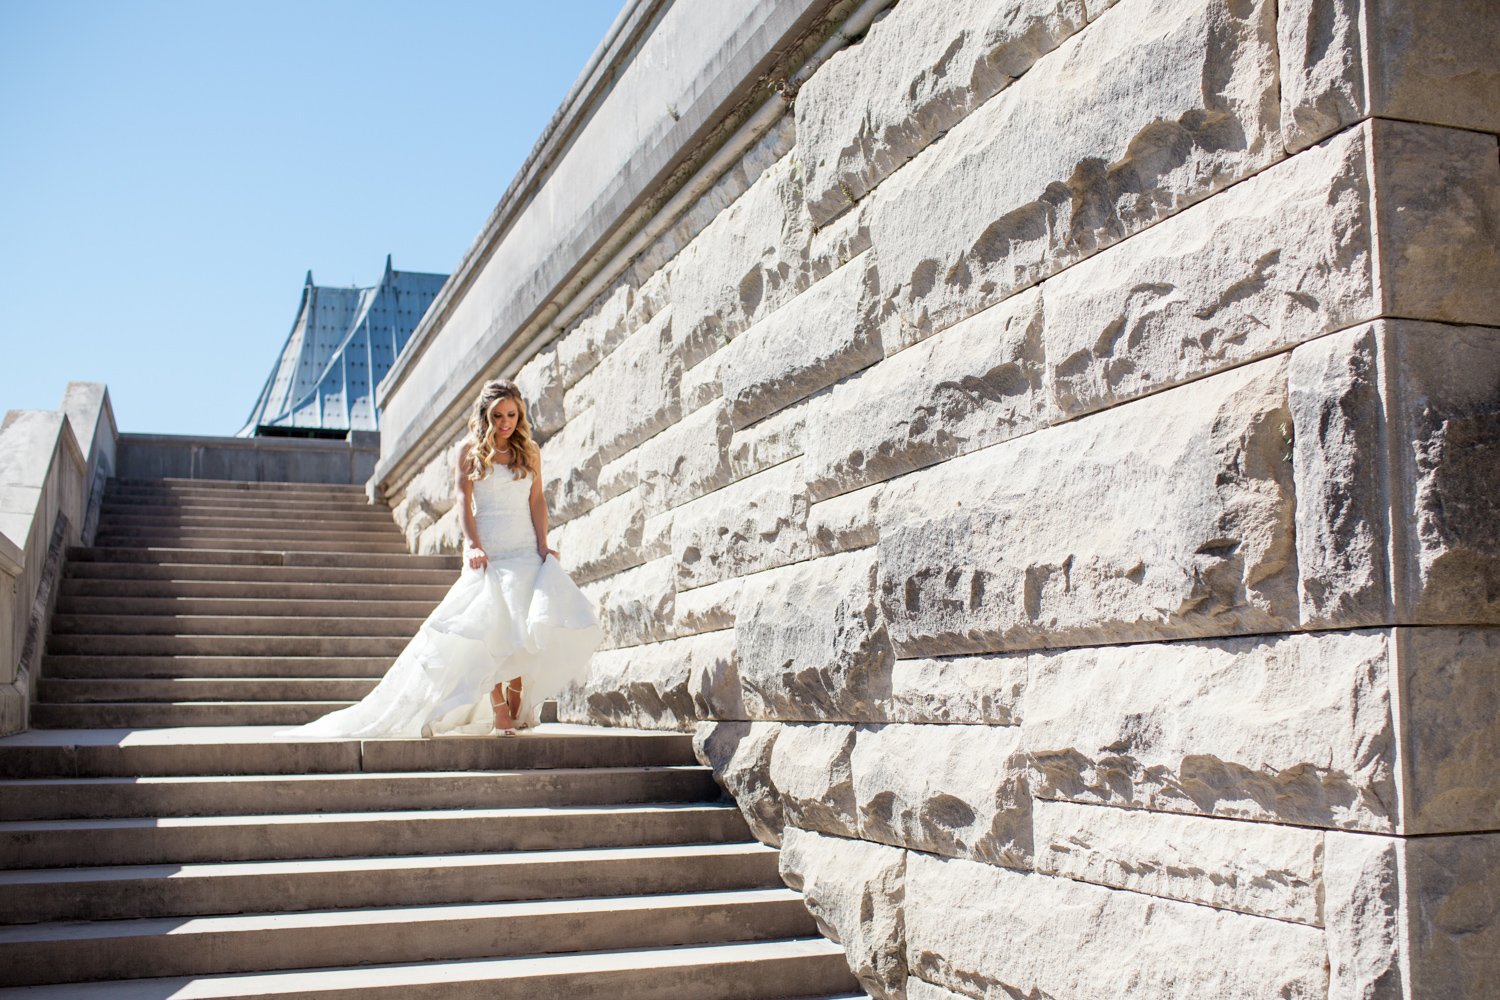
[291,470,602,738]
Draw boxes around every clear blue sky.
[0,0,626,435]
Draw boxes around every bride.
[292,380,602,738]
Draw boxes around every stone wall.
[386,0,1500,995]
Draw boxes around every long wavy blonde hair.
[461,380,541,482]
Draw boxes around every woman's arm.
[530,471,557,561]
[455,444,487,570]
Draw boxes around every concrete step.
[69,546,458,570]
[92,534,411,555]
[42,655,395,679]
[56,596,440,619]
[0,936,858,999]
[36,677,380,705]
[64,561,458,585]
[0,766,720,820]
[109,478,370,497]
[47,633,409,657]
[0,727,697,778]
[1,802,752,868]
[50,613,423,637]
[95,521,401,542]
[60,578,452,601]
[30,701,354,729]
[0,889,816,987]
[99,507,398,527]
[0,841,781,923]
[103,496,388,517]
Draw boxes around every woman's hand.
[538,545,559,562]
[467,547,489,571]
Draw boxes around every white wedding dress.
[291,469,602,738]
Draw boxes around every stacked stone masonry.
[389,0,1500,995]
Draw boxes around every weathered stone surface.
[878,353,1296,655]
[1291,324,1390,628]
[580,556,675,649]
[1396,627,1500,834]
[887,653,1025,726]
[392,442,461,551]
[903,979,966,1000]
[1280,0,1500,153]
[737,547,894,723]
[1042,124,1374,422]
[416,505,463,556]
[905,852,1328,1000]
[1019,629,1398,831]
[556,282,633,390]
[779,828,907,1000]
[870,0,1281,342]
[595,450,637,503]
[679,351,723,416]
[683,628,743,721]
[796,0,1097,228]
[852,723,1030,868]
[1325,830,1500,1000]
[638,400,732,517]
[569,632,729,732]
[807,288,1043,502]
[671,155,812,354]
[694,720,784,846]
[564,307,681,463]
[728,395,813,483]
[670,458,812,589]
[1384,322,1500,624]
[515,345,566,438]
[551,488,644,585]
[718,253,883,430]
[1372,121,1500,328]
[540,407,603,524]
[770,723,858,839]
[808,482,883,558]
[673,575,742,638]
[1033,799,1323,923]
[642,509,672,561]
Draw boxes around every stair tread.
[0,937,849,998]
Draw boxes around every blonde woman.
[294,380,601,739]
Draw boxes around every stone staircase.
[0,478,855,997]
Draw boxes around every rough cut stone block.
[694,720,784,846]
[1384,323,1500,624]
[515,346,565,439]
[1019,629,1397,831]
[1042,125,1374,422]
[1372,122,1500,328]
[870,0,1281,342]
[737,547,894,723]
[1324,830,1500,1000]
[1033,799,1323,924]
[879,354,1296,655]
[670,458,812,590]
[808,288,1043,502]
[680,352,723,417]
[567,308,681,464]
[770,723,858,839]
[573,631,732,733]
[779,828,907,1000]
[540,407,603,525]
[642,509,671,561]
[1290,324,1390,627]
[852,723,1030,868]
[595,450,637,504]
[551,488,644,585]
[796,0,1096,228]
[887,653,1026,726]
[1280,0,1500,153]
[580,556,675,649]
[904,853,1328,1000]
[1395,627,1500,835]
[673,575,742,639]
[718,253,883,430]
[904,979,966,1000]
[416,506,462,556]
[684,628,744,722]
[637,400,732,517]
[728,395,814,484]
[808,482,883,558]
[556,282,633,390]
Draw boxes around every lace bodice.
[471,470,535,556]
